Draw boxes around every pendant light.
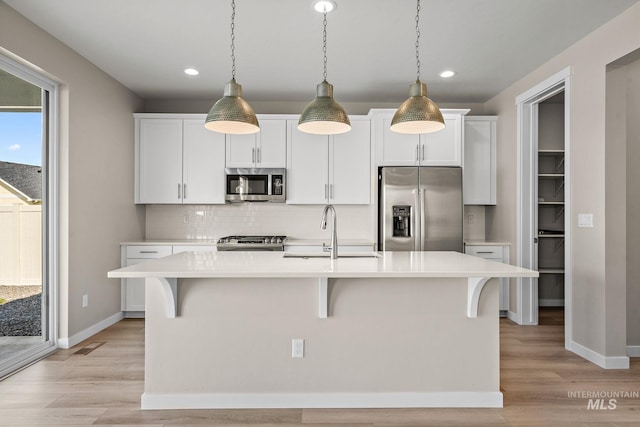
[298,2,351,135]
[205,0,259,135]
[390,0,445,134]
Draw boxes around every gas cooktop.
[216,235,287,251]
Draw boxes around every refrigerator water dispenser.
[392,205,412,237]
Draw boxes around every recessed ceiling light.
[313,0,336,13]
[440,70,455,78]
[184,68,199,76]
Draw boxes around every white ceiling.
[4,0,639,104]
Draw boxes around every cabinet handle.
[257,147,261,164]
[183,183,187,199]
[178,183,181,199]
[416,144,419,161]
[325,184,328,200]
[421,144,425,161]
[330,184,334,199]
[476,251,495,254]
[139,251,158,254]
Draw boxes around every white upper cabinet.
[137,119,183,203]
[422,114,463,166]
[330,119,371,205]
[286,118,371,205]
[182,120,226,204]
[463,116,497,205]
[135,115,226,204]
[372,109,469,166]
[226,118,286,168]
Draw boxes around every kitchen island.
[108,250,537,410]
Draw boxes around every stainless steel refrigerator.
[378,166,463,252]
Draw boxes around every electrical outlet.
[292,339,304,358]
[82,294,88,308]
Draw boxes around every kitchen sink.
[283,252,383,259]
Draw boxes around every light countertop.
[121,239,218,246]
[121,238,375,246]
[464,240,512,246]
[108,250,537,280]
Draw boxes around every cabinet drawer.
[465,245,503,258]
[126,245,172,259]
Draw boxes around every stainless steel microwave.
[225,168,286,202]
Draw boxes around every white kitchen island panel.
[108,251,537,410]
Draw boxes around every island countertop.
[108,250,537,279]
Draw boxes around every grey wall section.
[485,3,640,358]
[624,57,640,348]
[0,3,145,339]
[605,64,628,356]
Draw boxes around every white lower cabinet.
[121,244,216,316]
[464,244,510,314]
[121,245,172,316]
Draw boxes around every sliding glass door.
[0,55,58,378]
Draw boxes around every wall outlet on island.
[292,339,304,358]
[82,294,88,308]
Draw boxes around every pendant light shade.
[298,4,351,135]
[390,81,445,134]
[391,0,444,135]
[205,79,259,134]
[298,80,351,135]
[205,0,259,135]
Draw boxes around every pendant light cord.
[322,10,328,81]
[415,0,421,82]
[230,0,236,80]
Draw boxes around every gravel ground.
[0,286,42,337]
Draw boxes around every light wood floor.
[0,309,638,426]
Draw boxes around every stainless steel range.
[216,235,286,251]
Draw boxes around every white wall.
[485,2,640,358]
[0,3,145,339]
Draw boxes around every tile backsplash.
[145,203,486,243]
[145,203,376,241]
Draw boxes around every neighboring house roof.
[0,161,42,203]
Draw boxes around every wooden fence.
[0,205,42,286]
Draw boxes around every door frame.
[0,51,59,378]
[515,67,572,345]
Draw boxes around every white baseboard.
[141,392,503,410]
[627,346,640,357]
[506,310,521,324]
[567,340,630,369]
[57,311,124,349]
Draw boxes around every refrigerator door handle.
[420,187,426,251]
[413,188,420,251]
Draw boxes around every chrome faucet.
[321,204,338,259]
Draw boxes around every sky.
[0,112,42,167]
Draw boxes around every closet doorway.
[515,68,572,348]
